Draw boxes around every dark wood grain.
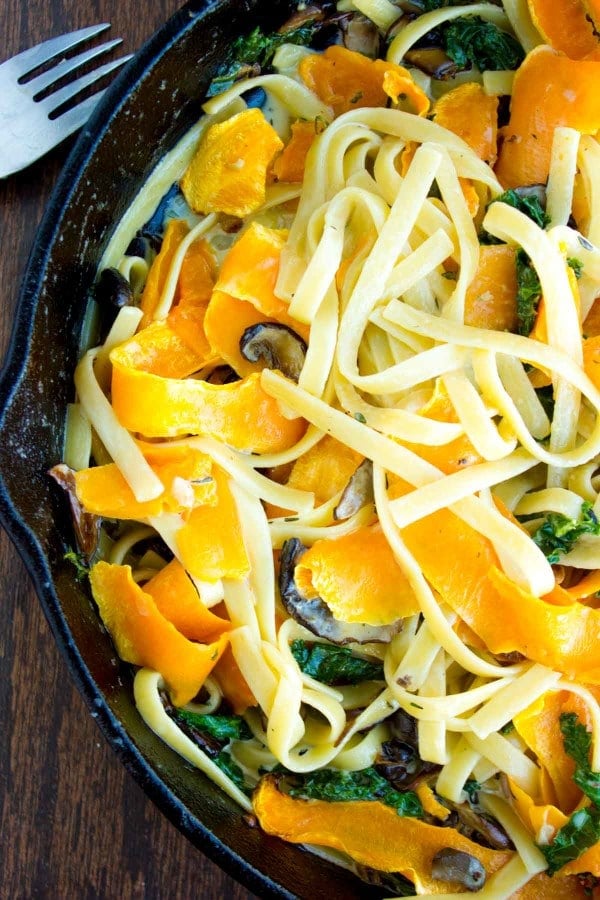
[0,2,256,897]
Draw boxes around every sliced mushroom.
[240,323,307,381]
[279,3,329,31]
[431,849,486,892]
[442,800,514,851]
[375,738,439,791]
[341,14,381,58]
[48,464,100,560]
[404,47,460,80]
[388,707,419,747]
[279,538,401,644]
[94,267,133,310]
[334,459,374,520]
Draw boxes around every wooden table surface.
[0,2,257,897]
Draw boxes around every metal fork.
[0,24,133,178]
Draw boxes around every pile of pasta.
[59,0,600,895]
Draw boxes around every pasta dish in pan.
[51,0,600,895]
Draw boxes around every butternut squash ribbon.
[176,465,251,583]
[144,559,232,643]
[109,332,306,452]
[526,0,600,60]
[181,108,283,217]
[299,46,429,118]
[205,222,310,375]
[495,46,600,189]
[432,83,499,166]
[89,561,228,706]
[253,777,511,892]
[75,445,216,519]
[294,524,420,626]
[388,480,600,682]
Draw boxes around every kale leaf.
[463,779,481,802]
[538,714,600,873]
[421,0,470,8]
[64,548,89,580]
[490,189,550,230]
[207,24,318,97]
[532,501,600,564]
[442,17,524,72]
[288,766,423,817]
[291,639,384,685]
[174,711,253,742]
[481,189,549,244]
[214,749,249,793]
[540,807,600,875]
[568,257,584,279]
[515,250,542,336]
[561,713,600,806]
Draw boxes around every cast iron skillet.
[0,1,388,897]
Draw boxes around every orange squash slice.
[464,244,518,331]
[140,219,189,326]
[299,46,429,118]
[176,466,250,583]
[89,561,228,706]
[272,120,317,183]
[144,559,231,643]
[253,777,510,891]
[75,446,216,519]
[526,0,600,60]
[433,83,499,165]
[295,524,419,625]
[181,109,283,217]
[495,46,600,189]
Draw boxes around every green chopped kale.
[568,257,584,279]
[174,711,253,742]
[287,766,423,818]
[490,189,550,230]
[64,548,89,581]
[540,806,600,875]
[207,24,318,97]
[481,189,549,244]
[442,17,524,72]
[539,714,600,873]
[561,713,600,806]
[421,0,472,9]
[515,250,542,336]
[531,501,600,564]
[291,639,384,685]
[463,779,481,802]
[214,749,250,793]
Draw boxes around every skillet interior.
[0,1,387,896]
